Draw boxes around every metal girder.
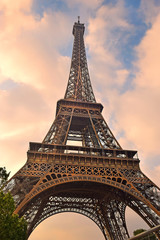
[13,181,130,239]
[64,21,95,102]
[4,19,160,240]
[42,102,122,148]
[6,152,160,239]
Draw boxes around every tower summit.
[6,20,160,239]
[65,19,95,102]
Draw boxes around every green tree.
[133,228,156,240]
[134,228,146,236]
[0,167,10,189]
[0,167,27,240]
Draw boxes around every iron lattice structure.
[5,20,160,240]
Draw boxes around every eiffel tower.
[6,19,160,240]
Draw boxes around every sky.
[0,0,160,239]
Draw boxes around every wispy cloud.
[0,0,72,174]
[111,3,160,185]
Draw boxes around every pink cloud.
[0,1,72,177]
[108,10,160,187]
[114,14,160,158]
[85,2,132,98]
[85,2,160,187]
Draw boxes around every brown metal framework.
[5,20,160,240]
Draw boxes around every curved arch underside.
[13,162,160,216]
[16,180,160,240]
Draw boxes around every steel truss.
[5,20,160,239]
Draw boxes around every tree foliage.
[133,228,156,240]
[0,167,27,240]
[133,228,146,236]
[0,167,10,189]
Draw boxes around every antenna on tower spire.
[78,16,80,23]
